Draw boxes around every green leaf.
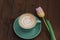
[46,20,56,40]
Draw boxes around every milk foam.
[19,13,36,29]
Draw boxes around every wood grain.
[0,0,60,40]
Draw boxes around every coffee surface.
[22,16,32,26]
[19,13,36,29]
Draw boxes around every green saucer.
[13,17,42,39]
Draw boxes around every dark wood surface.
[0,0,60,40]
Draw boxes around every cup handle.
[37,20,41,23]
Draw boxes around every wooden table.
[0,0,60,40]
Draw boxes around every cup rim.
[18,13,40,29]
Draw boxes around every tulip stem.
[42,17,49,31]
[42,17,56,40]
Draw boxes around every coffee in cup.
[18,13,37,29]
